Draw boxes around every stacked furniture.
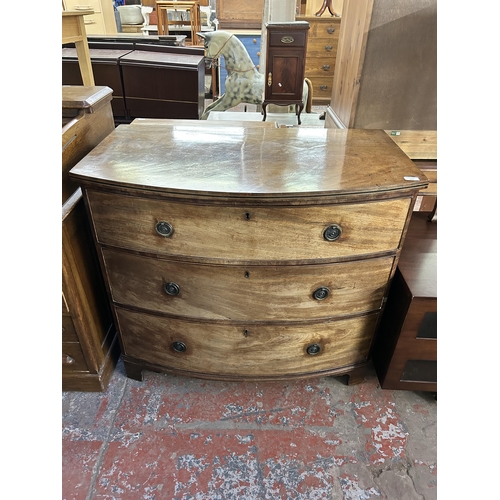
[297,15,341,106]
[62,86,119,391]
[69,122,428,385]
[156,1,202,45]
[62,41,205,121]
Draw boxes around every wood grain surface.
[88,190,411,262]
[102,247,394,320]
[116,307,377,378]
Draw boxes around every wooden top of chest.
[69,121,428,199]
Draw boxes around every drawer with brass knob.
[114,306,379,380]
[101,247,395,320]
[87,189,411,262]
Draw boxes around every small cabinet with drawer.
[263,21,310,124]
[69,121,428,384]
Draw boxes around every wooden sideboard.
[69,122,427,384]
[62,86,119,391]
[62,43,205,121]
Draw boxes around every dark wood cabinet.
[262,21,309,124]
[372,212,437,392]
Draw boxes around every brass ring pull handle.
[322,65,331,71]
[325,45,333,51]
[306,343,321,355]
[155,221,174,237]
[320,85,328,91]
[323,224,342,241]
[164,282,180,296]
[327,28,336,34]
[313,287,330,301]
[172,341,187,353]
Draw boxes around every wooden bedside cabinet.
[262,21,310,124]
[69,122,427,384]
[372,212,437,392]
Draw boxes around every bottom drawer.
[308,76,335,101]
[116,307,378,378]
[62,342,88,373]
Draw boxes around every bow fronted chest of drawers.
[70,121,427,384]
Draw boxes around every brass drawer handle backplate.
[281,36,295,44]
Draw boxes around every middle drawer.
[102,248,394,321]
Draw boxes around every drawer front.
[64,0,102,13]
[88,190,411,262]
[103,248,394,320]
[305,58,336,77]
[308,77,335,101]
[62,315,79,342]
[307,21,340,39]
[116,307,378,378]
[82,13,106,35]
[268,31,308,48]
[306,42,338,60]
[62,342,88,373]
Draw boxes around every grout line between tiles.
[85,376,130,500]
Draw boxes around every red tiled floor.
[62,359,437,499]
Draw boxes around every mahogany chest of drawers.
[70,121,427,383]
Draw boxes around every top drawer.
[268,31,308,48]
[87,190,411,262]
[307,21,340,39]
[64,0,102,13]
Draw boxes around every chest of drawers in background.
[298,15,341,105]
[69,122,428,384]
[218,32,262,95]
[63,0,117,35]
